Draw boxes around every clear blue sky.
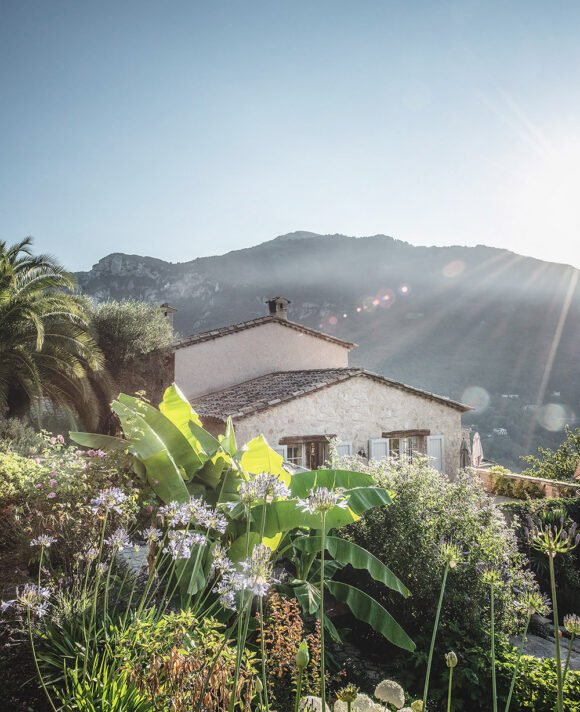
[2,1,580,271]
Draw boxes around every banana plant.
[70,385,414,651]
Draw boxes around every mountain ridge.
[76,232,580,470]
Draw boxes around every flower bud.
[296,639,310,669]
[445,651,458,668]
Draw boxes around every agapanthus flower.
[437,540,463,569]
[214,576,237,610]
[30,535,57,548]
[477,562,504,586]
[163,530,206,560]
[298,487,348,516]
[300,696,329,712]
[238,543,277,597]
[142,526,163,544]
[525,516,579,557]
[84,547,99,561]
[16,584,51,617]
[518,589,551,617]
[210,545,234,574]
[445,651,458,668]
[90,487,127,515]
[239,472,291,505]
[198,508,228,534]
[238,479,262,506]
[97,562,108,574]
[105,528,131,551]
[564,613,580,636]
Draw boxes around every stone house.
[172,297,471,476]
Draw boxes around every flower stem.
[422,562,449,709]
[491,583,497,712]
[563,632,575,688]
[320,515,326,712]
[548,554,563,712]
[294,667,304,712]
[447,666,453,712]
[504,614,530,712]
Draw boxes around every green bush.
[0,450,44,511]
[497,648,580,711]
[520,425,580,482]
[0,418,45,457]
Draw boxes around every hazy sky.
[2,1,580,271]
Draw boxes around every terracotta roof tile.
[191,368,472,421]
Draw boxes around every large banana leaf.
[289,469,376,497]
[249,499,360,537]
[219,417,237,457]
[240,435,290,485]
[341,486,392,515]
[159,384,202,438]
[118,394,205,476]
[325,581,415,651]
[292,536,409,597]
[111,400,189,504]
[69,432,130,452]
[189,420,222,457]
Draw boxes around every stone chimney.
[160,302,177,331]
[266,296,291,320]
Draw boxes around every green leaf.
[240,435,290,484]
[118,394,205,477]
[189,420,222,457]
[341,486,392,515]
[289,469,376,498]
[250,499,359,537]
[325,581,415,651]
[111,400,189,504]
[219,417,237,456]
[292,581,320,615]
[323,612,342,643]
[196,454,228,490]
[69,432,130,451]
[159,383,202,432]
[293,536,410,597]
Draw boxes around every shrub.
[0,418,45,457]
[496,648,580,711]
[260,593,322,711]
[520,426,580,482]
[114,610,257,712]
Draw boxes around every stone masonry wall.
[231,375,464,476]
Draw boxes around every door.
[426,435,444,473]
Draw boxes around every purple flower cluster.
[298,487,348,515]
[212,543,276,610]
[158,496,227,533]
[90,488,127,515]
[163,530,206,560]
[1,584,51,618]
[104,528,132,551]
[238,472,291,505]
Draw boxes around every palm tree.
[0,237,108,427]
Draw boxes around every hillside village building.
[172,297,471,476]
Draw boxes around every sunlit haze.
[1,1,580,270]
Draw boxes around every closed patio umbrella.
[471,432,484,467]
[460,438,471,469]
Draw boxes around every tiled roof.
[174,316,357,351]
[191,368,472,421]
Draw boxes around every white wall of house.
[231,375,463,477]
[175,321,350,398]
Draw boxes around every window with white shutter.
[426,435,444,473]
[334,441,352,457]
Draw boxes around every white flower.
[300,696,330,712]
[105,528,131,551]
[375,680,405,709]
[16,584,51,617]
[298,487,348,515]
[90,487,127,514]
[30,535,57,548]
[142,527,163,544]
[238,544,277,597]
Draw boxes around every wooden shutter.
[426,435,444,473]
[272,445,288,459]
[368,438,390,460]
[335,441,352,457]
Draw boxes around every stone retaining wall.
[477,467,578,499]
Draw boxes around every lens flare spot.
[343,313,348,318]
[461,386,490,411]
[400,285,409,294]
[372,298,380,306]
[443,260,466,278]
[329,316,338,325]
[356,306,362,313]
[537,403,574,432]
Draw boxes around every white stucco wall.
[175,321,350,398]
[231,375,463,477]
